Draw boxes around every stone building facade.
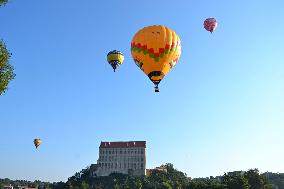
[93,141,146,176]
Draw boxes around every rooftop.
[100,141,146,148]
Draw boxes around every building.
[154,165,167,173]
[146,165,168,176]
[3,186,37,189]
[13,186,38,189]
[3,185,13,189]
[93,141,146,176]
[263,172,275,180]
[227,171,245,176]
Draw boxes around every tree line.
[1,163,283,189]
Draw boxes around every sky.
[0,0,284,182]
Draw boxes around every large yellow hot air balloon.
[34,138,42,149]
[131,25,181,92]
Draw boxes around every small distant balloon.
[204,18,218,33]
[34,139,42,149]
[107,50,124,72]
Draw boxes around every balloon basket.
[154,86,159,92]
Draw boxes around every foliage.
[0,0,8,6]
[0,178,51,189]
[263,173,284,189]
[244,169,266,189]
[188,178,225,189]
[223,173,250,189]
[0,40,15,95]
[1,165,284,189]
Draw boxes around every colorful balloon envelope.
[131,25,181,92]
[204,18,218,33]
[34,138,42,149]
[107,50,124,72]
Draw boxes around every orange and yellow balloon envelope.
[131,25,181,92]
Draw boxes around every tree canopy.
[0,0,8,6]
[1,165,282,189]
[0,40,15,95]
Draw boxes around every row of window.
[99,156,144,162]
[100,148,144,155]
[99,162,144,170]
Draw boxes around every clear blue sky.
[1,0,284,182]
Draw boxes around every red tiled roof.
[100,141,146,148]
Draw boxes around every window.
[141,163,144,169]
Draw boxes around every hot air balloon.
[204,18,218,33]
[131,25,181,92]
[203,18,218,33]
[34,139,42,149]
[107,50,124,72]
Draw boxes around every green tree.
[0,0,8,6]
[187,179,225,189]
[130,177,142,189]
[263,184,274,189]
[264,173,284,189]
[244,169,266,189]
[161,181,172,189]
[223,173,250,189]
[0,41,15,95]
[80,181,89,189]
